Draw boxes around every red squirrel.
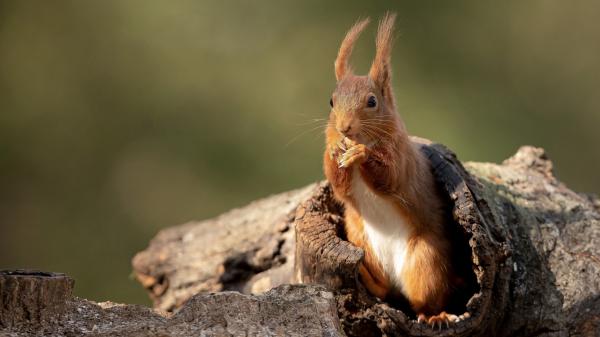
[323,13,466,328]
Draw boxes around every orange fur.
[402,233,451,314]
[323,13,459,323]
[345,207,390,299]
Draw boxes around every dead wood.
[0,280,341,337]
[0,270,74,329]
[131,183,316,311]
[295,138,511,337]
[130,139,599,337]
[2,140,599,337]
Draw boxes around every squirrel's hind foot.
[417,311,470,330]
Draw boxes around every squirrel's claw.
[448,314,461,322]
[328,139,348,161]
[338,158,352,168]
[416,311,466,330]
[338,143,367,168]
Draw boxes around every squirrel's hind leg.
[358,264,390,299]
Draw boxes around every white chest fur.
[351,167,412,292]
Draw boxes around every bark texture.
[130,141,599,337]
[295,139,511,337]
[466,147,600,337]
[131,183,316,311]
[2,141,598,337]
[0,270,74,329]
[294,143,599,337]
[0,283,342,337]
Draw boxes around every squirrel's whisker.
[363,125,394,140]
[285,123,329,147]
[295,118,328,126]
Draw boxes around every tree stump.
[0,270,74,329]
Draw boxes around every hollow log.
[294,139,510,337]
[3,141,597,336]
[132,140,599,337]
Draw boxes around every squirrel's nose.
[338,125,352,136]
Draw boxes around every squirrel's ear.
[335,17,370,81]
[369,12,396,89]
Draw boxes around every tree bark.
[294,139,511,337]
[0,270,74,329]
[0,280,342,337]
[131,140,599,337]
[1,141,598,337]
[131,183,316,311]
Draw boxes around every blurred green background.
[1,1,598,305]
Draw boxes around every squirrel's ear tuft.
[369,12,396,89]
[334,17,370,81]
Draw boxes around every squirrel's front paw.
[327,139,346,160]
[338,143,367,168]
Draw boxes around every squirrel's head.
[329,13,397,142]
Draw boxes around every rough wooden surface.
[0,283,342,337]
[294,185,363,290]
[131,142,599,337]
[2,142,599,337]
[467,147,600,337]
[294,139,511,337]
[131,183,316,311]
[0,270,74,329]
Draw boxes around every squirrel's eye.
[367,95,377,108]
[329,98,334,107]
